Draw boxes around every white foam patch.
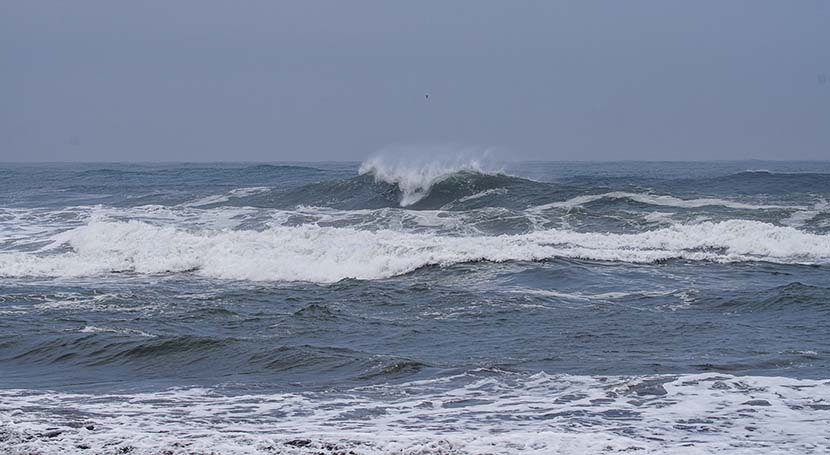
[77,325,155,337]
[456,187,508,203]
[782,201,829,228]
[643,211,676,224]
[530,192,805,211]
[0,208,92,250]
[183,187,271,207]
[1,219,829,282]
[18,292,162,314]
[1,372,828,454]
[516,288,680,302]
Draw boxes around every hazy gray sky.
[2,1,828,161]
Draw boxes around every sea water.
[1,159,829,454]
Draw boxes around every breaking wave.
[1,219,828,282]
[358,149,503,206]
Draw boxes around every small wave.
[7,334,232,370]
[696,171,830,195]
[1,219,829,283]
[116,336,230,359]
[715,282,830,313]
[530,191,805,211]
[358,148,502,206]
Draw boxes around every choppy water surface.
[1,159,830,454]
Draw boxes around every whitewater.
[1,159,830,454]
[1,219,829,282]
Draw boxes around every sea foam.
[1,372,828,455]
[0,219,828,282]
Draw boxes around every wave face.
[2,160,830,454]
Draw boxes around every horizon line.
[3,158,830,165]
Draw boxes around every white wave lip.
[359,148,501,206]
[0,219,829,282]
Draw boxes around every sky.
[2,1,829,162]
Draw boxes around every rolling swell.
[692,171,830,195]
[713,282,830,314]
[231,173,401,210]
[2,331,430,387]
[0,163,351,208]
[559,170,830,197]
[171,168,827,216]
[224,170,564,211]
[405,172,557,210]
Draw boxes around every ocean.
[1,159,829,454]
